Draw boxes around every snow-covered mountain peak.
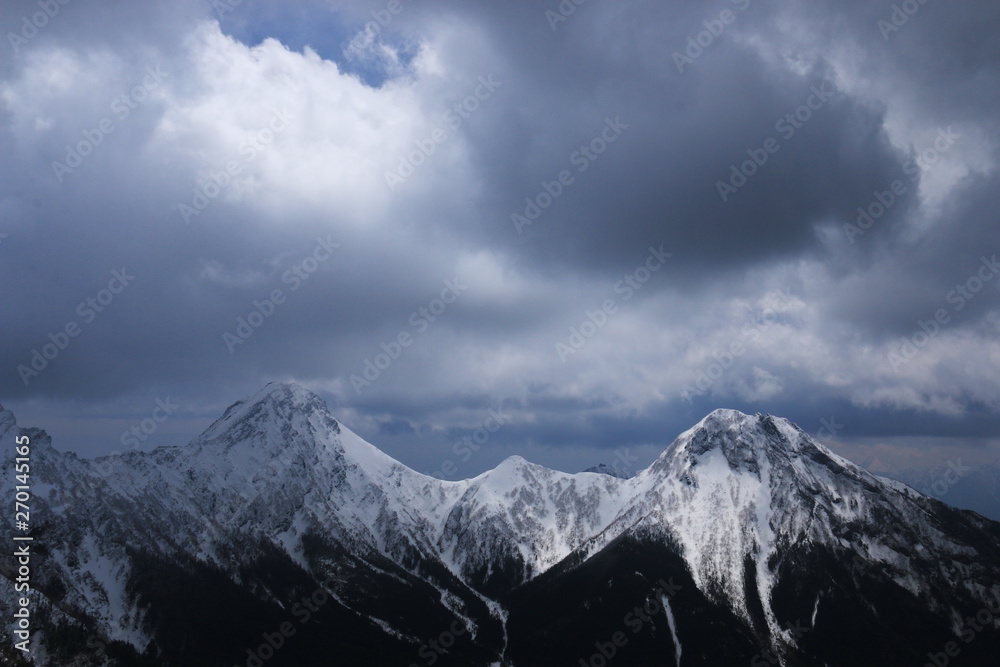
[467,455,555,498]
[652,408,850,482]
[0,405,57,462]
[492,454,532,473]
[209,380,331,425]
[195,381,339,447]
[651,408,766,477]
[0,403,17,440]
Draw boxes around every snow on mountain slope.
[602,409,1000,645]
[440,455,631,584]
[0,384,474,654]
[1,383,998,664]
[0,408,155,654]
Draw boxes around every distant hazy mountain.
[1,383,998,665]
[581,463,635,479]
[861,456,1000,522]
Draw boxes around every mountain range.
[1,382,998,666]
[859,456,1000,523]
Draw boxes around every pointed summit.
[653,408,859,482]
[197,381,338,443]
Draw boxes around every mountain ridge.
[1,382,998,665]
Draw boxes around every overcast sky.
[2,0,999,486]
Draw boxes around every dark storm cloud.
[370,0,907,281]
[0,0,998,476]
